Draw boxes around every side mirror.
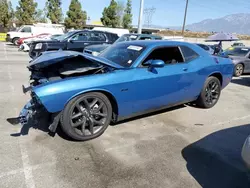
[150,59,165,68]
[68,38,73,43]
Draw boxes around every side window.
[142,47,184,66]
[89,32,106,42]
[202,44,209,51]
[71,32,89,41]
[180,46,199,62]
[139,37,152,40]
[21,27,31,33]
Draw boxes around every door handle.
[183,68,188,71]
[84,43,89,45]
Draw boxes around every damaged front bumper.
[19,91,45,125]
[19,86,61,133]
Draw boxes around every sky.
[11,0,250,26]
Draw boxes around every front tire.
[196,76,221,108]
[60,92,112,141]
[12,37,19,46]
[234,64,244,77]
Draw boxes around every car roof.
[123,33,161,38]
[196,43,207,45]
[71,29,118,35]
[117,40,195,48]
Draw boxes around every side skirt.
[116,100,194,122]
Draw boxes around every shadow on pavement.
[182,124,250,188]
[231,76,250,87]
[6,104,185,141]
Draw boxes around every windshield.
[99,43,145,67]
[224,47,250,56]
[53,31,74,41]
[114,34,139,44]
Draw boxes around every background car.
[6,23,65,45]
[232,42,245,47]
[242,135,250,169]
[28,30,119,59]
[17,33,51,46]
[84,33,162,56]
[21,41,233,141]
[195,43,214,54]
[221,47,250,77]
[19,34,63,52]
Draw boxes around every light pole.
[182,0,189,36]
[138,0,144,34]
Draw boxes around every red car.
[17,33,50,46]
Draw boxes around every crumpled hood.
[85,44,111,53]
[28,50,123,70]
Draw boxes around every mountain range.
[185,13,250,35]
[145,13,250,35]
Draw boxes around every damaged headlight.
[35,43,43,49]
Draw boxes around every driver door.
[118,46,197,116]
[66,31,90,52]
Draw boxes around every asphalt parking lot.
[0,42,250,188]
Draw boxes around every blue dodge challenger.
[21,41,233,141]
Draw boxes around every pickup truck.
[6,23,64,45]
[29,30,119,59]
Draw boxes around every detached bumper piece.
[19,93,43,125]
[22,85,32,94]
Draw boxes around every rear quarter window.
[180,46,199,62]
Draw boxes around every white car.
[19,34,62,52]
[6,23,64,45]
[242,135,250,168]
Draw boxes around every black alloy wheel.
[61,92,112,141]
[196,76,221,108]
[204,80,220,106]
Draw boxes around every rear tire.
[234,64,244,77]
[196,76,221,108]
[60,92,112,141]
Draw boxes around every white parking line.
[7,64,12,80]
[0,162,56,179]
[211,114,250,127]
[3,43,7,60]
[19,143,36,188]
[14,108,36,188]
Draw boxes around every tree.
[122,0,132,29]
[35,9,47,23]
[64,0,87,29]
[0,0,14,29]
[46,0,63,24]
[15,0,37,25]
[116,0,125,27]
[101,0,119,28]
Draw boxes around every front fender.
[32,77,118,113]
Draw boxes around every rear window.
[180,46,199,62]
